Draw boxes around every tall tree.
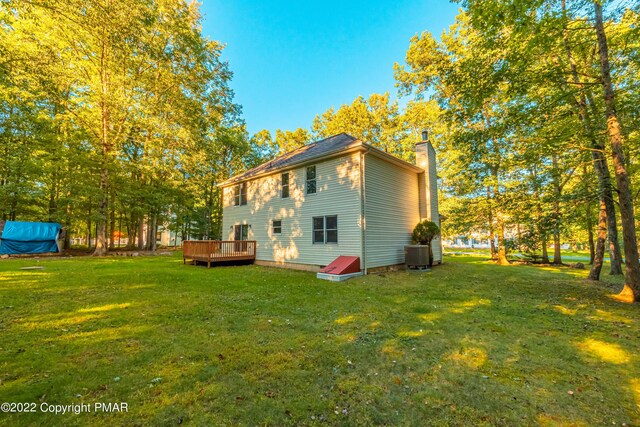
[1,0,243,253]
[593,0,640,300]
[395,13,520,265]
[457,0,635,287]
[312,93,417,160]
[274,128,311,154]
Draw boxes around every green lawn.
[0,254,638,426]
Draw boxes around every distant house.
[218,132,441,273]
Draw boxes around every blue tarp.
[0,221,61,254]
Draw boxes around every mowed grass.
[0,254,638,426]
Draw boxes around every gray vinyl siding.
[363,154,421,268]
[221,152,363,267]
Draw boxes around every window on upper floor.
[306,165,316,194]
[272,220,282,235]
[234,182,247,206]
[281,172,289,198]
[312,215,337,244]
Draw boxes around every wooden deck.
[183,240,256,268]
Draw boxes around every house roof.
[218,132,422,187]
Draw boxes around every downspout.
[360,149,370,274]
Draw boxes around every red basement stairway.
[316,256,363,282]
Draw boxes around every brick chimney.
[415,130,442,263]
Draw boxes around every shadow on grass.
[0,255,637,425]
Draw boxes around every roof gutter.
[364,143,423,173]
[217,144,367,188]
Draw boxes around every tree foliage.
[0,0,255,249]
[412,220,440,246]
[394,2,640,283]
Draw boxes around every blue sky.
[201,0,459,136]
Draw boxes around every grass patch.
[0,254,638,425]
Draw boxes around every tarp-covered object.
[0,221,61,255]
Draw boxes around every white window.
[234,182,247,206]
[312,215,337,244]
[325,215,337,243]
[281,173,289,198]
[306,166,316,194]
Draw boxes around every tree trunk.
[127,213,136,249]
[48,181,57,222]
[534,175,549,264]
[553,231,562,265]
[145,213,157,251]
[591,147,623,275]
[118,213,122,248]
[144,215,151,250]
[86,202,92,249]
[489,232,497,259]
[582,159,594,264]
[587,154,612,282]
[93,138,108,253]
[586,91,623,275]
[149,214,157,251]
[109,198,116,250]
[594,2,640,301]
[490,176,508,265]
[92,24,111,256]
[588,198,607,280]
[551,155,563,265]
[562,0,622,275]
[487,186,497,260]
[128,225,135,250]
[138,216,145,250]
[607,228,623,274]
[63,199,72,250]
[93,168,109,255]
[496,216,509,265]
[588,229,595,265]
[586,204,595,265]
[204,185,211,240]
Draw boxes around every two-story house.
[218,132,441,273]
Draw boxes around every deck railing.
[183,240,256,267]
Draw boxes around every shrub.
[412,220,440,245]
